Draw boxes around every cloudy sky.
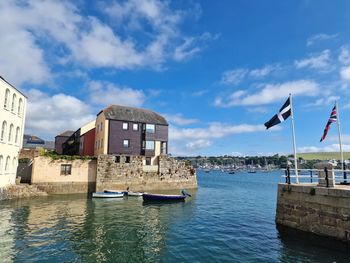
[2,0,350,156]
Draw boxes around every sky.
[2,0,350,156]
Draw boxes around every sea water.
[0,171,349,263]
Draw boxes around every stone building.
[0,76,27,188]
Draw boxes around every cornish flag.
[264,97,291,129]
[320,105,337,142]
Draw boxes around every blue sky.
[2,0,350,156]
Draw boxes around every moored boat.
[142,190,191,202]
[92,192,124,198]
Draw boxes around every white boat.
[92,192,124,198]
[128,191,144,197]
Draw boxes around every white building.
[0,76,27,187]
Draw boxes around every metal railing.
[282,166,350,187]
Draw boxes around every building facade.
[54,130,74,154]
[94,105,168,166]
[79,120,95,156]
[0,76,27,188]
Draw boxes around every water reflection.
[277,225,350,263]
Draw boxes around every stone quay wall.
[0,184,47,201]
[276,183,350,242]
[96,155,197,192]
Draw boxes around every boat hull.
[92,192,124,198]
[142,193,186,202]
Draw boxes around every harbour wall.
[276,183,350,242]
[96,154,197,192]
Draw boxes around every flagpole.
[289,94,299,183]
[335,100,345,180]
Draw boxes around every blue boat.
[142,190,191,202]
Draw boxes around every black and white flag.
[264,97,291,129]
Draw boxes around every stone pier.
[276,183,350,241]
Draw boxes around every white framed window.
[60,164,72,175]
[100,122,103,131]
[18,98,23,116]
[11,94,16,112]
[123,139,129,148]
[133,123,138,131]
[161,142,167,154]
[4,89,10,109]
[12,157,17,173]
[5,156,10,172]
[8,124,14,142]
[145,124,155,133]
[123,122,128,130]
[1,121,7,142]
[145,140,155,150]
[15,127,20,144]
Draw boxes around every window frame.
[145,124,155,133]
[60,164,72,176]
[145,140,155,150]
[132,123,139,131]
[122,122,129,130]
[123,139,130,148]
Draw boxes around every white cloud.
[298,144,350,153]
[308,96,339,107]
[25,89,95,138]
[221,64,279,85]
[340,66,350,81]
[338,46,350,65]
[163,113,198,126]
[294,50,332,70]
[186,139,212,151]
[0,0,211,86]
[215,80,319,107]
[306,33,337,46]
[88,81,146,107]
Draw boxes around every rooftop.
[100,105,168,125]
[56,130,75,137]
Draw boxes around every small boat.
[228,170,235,174]
[127,191,144,197]
[143,190,191,202]
[104,189,127,195]
[92,192,124,198]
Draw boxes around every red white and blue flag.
[320,105,337,142]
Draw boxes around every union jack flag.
[320,105,337,142]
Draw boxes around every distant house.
[22,135,55,150]
[0,76,27,187]
[94,105,168,165]
[79,120,95,157]
[55,130,74,154]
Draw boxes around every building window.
[95,141,98,149]
[145,124,155,133]
[144,140,155,150]
[12,157,17,173]
[133,123,138,131]
[145,157,151,165]
[11,94,16,112]
[1,121,7,142]
[4,89,10,109]
[123,139,129,148]
[5,156,10,172]
[60,164,72,175]
[101,138,103,148]
[8,124,14,142]
[161,142,167,154]
[115,156,120,163]
[15,127,20,144]
[125,156,130,163]
[123,122,128,130]
[18,98,23,116]
[100,122,103,131]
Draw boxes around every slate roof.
[56,130,75,137]
[101,105,168,125]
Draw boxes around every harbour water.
[0,171,349,263]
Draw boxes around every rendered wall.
[31,156,97,194]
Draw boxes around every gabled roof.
[0,76,27,98]
[99,105,168,125]
[56,130,75,137]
